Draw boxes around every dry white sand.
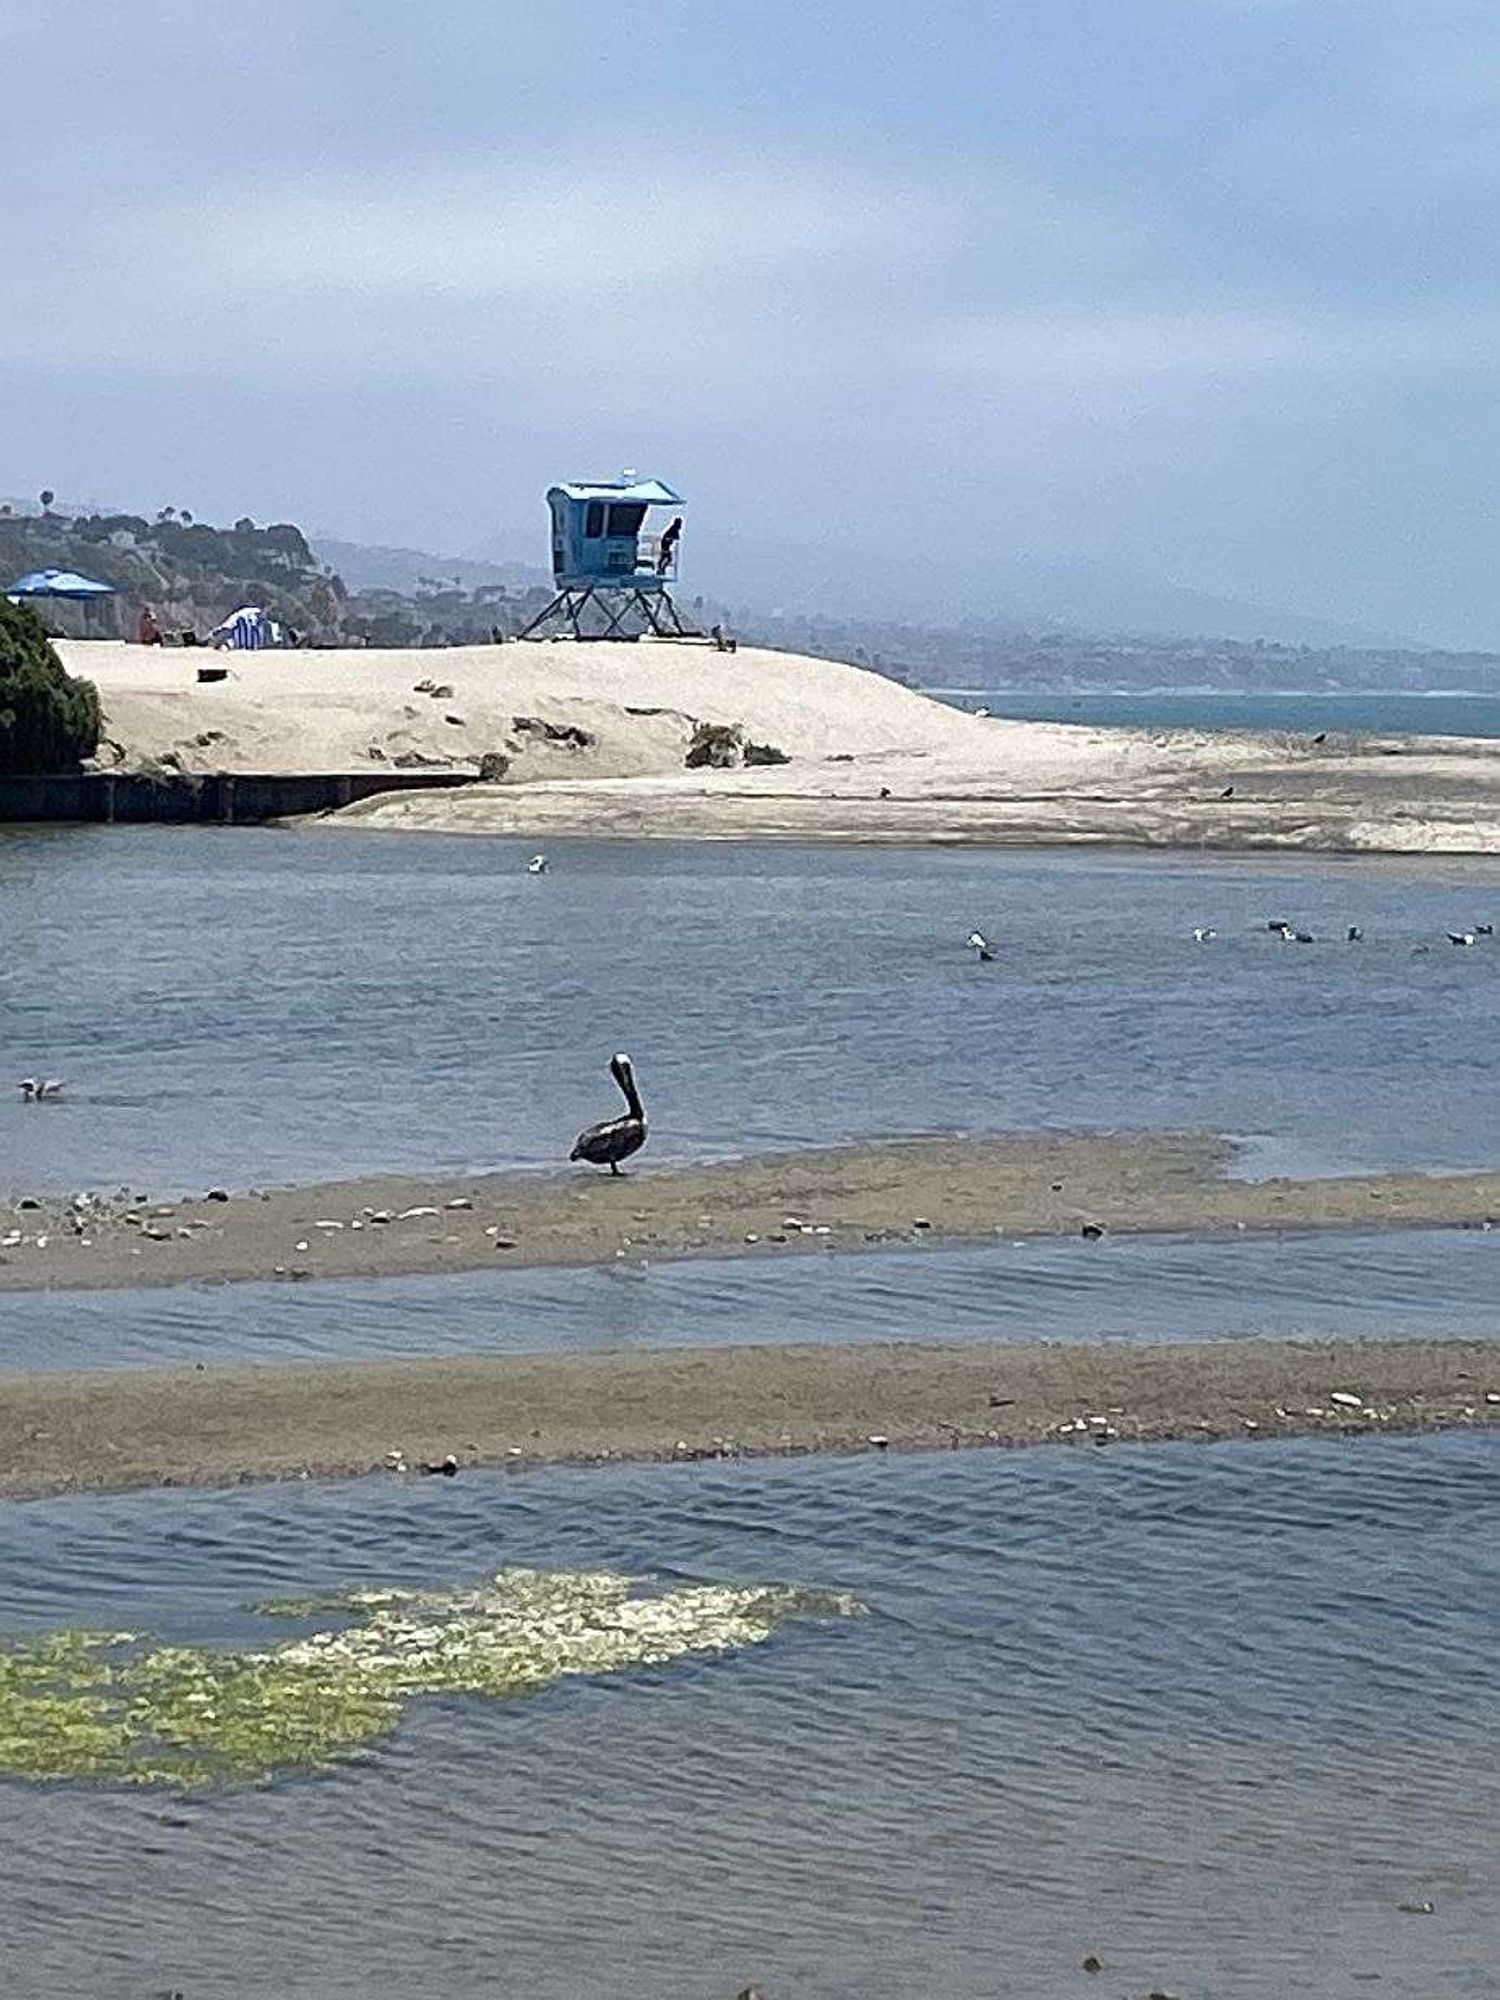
[60,638,1500,853]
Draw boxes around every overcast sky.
[4,0,1499,642]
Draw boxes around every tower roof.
[550,478,682,506]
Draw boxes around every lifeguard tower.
[517,476,702,641]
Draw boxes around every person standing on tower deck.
[657,515,683,575]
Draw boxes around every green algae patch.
[0,1567,859,1791]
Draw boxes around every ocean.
[929,687,1500,739]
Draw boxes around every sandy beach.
[2,1335,1496,1499]
[4,1132,1500,1293]
[57,638,1500,854]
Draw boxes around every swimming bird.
[1346,926,1363,943]
[1267,919,1293,937]
[966,931,994,962]
[1476,923,1494,937]
[18,1078,64,1102]
[1192,927,1217,942]
[570,1053,647,1175]
[527,854,548,874]
[1448,930,1478,947]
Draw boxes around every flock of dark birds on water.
[966,917,1496,959]
[12,838,1495,1186]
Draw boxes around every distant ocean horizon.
[926,686,1500,740]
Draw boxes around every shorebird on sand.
[570,1054,647,1175]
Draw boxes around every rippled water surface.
[2,1437,1497,1999]
[3,1226,1498,1372]
[4,830,1500,1195]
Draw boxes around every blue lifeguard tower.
[518,475,702,641]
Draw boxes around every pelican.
[570,1054,647,1175]
[1448,930,1477,947]
[966,931,994,962]
[527,854,548,874]
[18,1078,64,1102]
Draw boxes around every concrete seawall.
[0,769,476,825]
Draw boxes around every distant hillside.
[0,508,557,649]
[0,506,346,641]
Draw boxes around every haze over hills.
[8,493,1497,693]
[455,525,1413,651]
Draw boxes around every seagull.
[527,854,548,874]
[1448,930,1478,947]
[1267,919,1294,936]
[966,931,994,962]
[1475,923,1494,937]
[1192,927,1217,942]
[18,1078,65,1102]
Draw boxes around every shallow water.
[2,1225,1498,1372]
[4,831,1500,1199]
[1,1435,1497,1999]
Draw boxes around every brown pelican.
[570,1054,647,1175]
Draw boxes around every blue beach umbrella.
[6,567,117,600]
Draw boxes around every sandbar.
[4,1133,1500,1293]
[2,1336,1497,1499]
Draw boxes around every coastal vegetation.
[0,599,100,773]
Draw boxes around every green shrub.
[0,599,102,774]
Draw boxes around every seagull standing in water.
[966,931,994,963]
[570,1054,647,1175]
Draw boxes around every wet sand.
[5,1133,1500,1294]
[2,1128,1500,1296]
[2,1336,1497,1499]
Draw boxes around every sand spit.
[4,1133,1500,1295]
[2,1337,1498,1499]
[57,639,1500,854]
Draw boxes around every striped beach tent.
[211,605,277,650]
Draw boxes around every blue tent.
[7,568,117,600]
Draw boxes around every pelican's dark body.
[570,1054,647,1174]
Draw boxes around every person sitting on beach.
[657,516,683,575]
[137,605,162,646]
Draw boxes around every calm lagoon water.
[4,830,1499,1999]
[2,1437,1498,2000]
[4,830,1500,1200]
[2,1225,1498,1373]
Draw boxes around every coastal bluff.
[54,638,1500,852]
